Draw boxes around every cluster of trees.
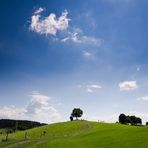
[119,114,142,125]
[0,119,47,132]
[70,108,83,121]
[69,109,144,126]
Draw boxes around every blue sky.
[0,0,148,123]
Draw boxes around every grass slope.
[0,120,148,148]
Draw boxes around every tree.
[70,116,73,121]
[146,122,148,126]
[126,115,131,124]
[119,114,142,125]
[130,116,142,125]
[119,114,127,124]
[135,117,142,125]
[130,116,136,125]
[71,108,83,120]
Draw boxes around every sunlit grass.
[0,120,148,148]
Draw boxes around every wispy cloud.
[34,7,44,14]
[87,84,102,93]
[0,91,61,123]
[119,81,138,91]
[137,95,148,101]
[83,51,92,57]
[82,51,96,60]
[29,91,51,106]
[61,28,103,46]
[30,8,70,36]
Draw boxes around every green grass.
[0,120,148,148]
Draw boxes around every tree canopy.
[119,114,142,125]
[71,108,83,120]
[119,114,127,124]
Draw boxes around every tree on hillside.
[130,116,142,125]
[135,117,142,125]
[71,108,83,120]
[126,115,131,124]
[119,114,142,125]
[70,116,73,121]
[130,116,136,125]
[119,114,127,124]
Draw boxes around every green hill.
[0,120,148,148]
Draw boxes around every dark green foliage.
[71,108,83,120]
[119,114,142,125]
[127,116,142,125]
[5,128,14,133]
[130,116,136,125]
[136,117,142,125]
[119,114,127,124]
[126,115,131,124]
[70,116,73,121]
[146,122,148,126]
[0,119,47,131]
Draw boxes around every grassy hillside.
[0,120,148,148]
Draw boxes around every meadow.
[0,120,148,148]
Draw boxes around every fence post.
[24,132,28,140]
[5,132,8,141]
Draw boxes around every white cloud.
[61,28,103,46]
[83,51,92,57]
[34,7,44,14]
[30,8,104,47]
[119,81,138,91]
[61,28,82,43]
[61,37,69,42]
[30,9,70,36]
[87,84,102,93]
[0,91,61,123]
[82,51,95,60]
[70,32,81,43]
[30,91,51,106]
[137,95,148,101]
[0,106,27,120]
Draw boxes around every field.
[0,120,148,148]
